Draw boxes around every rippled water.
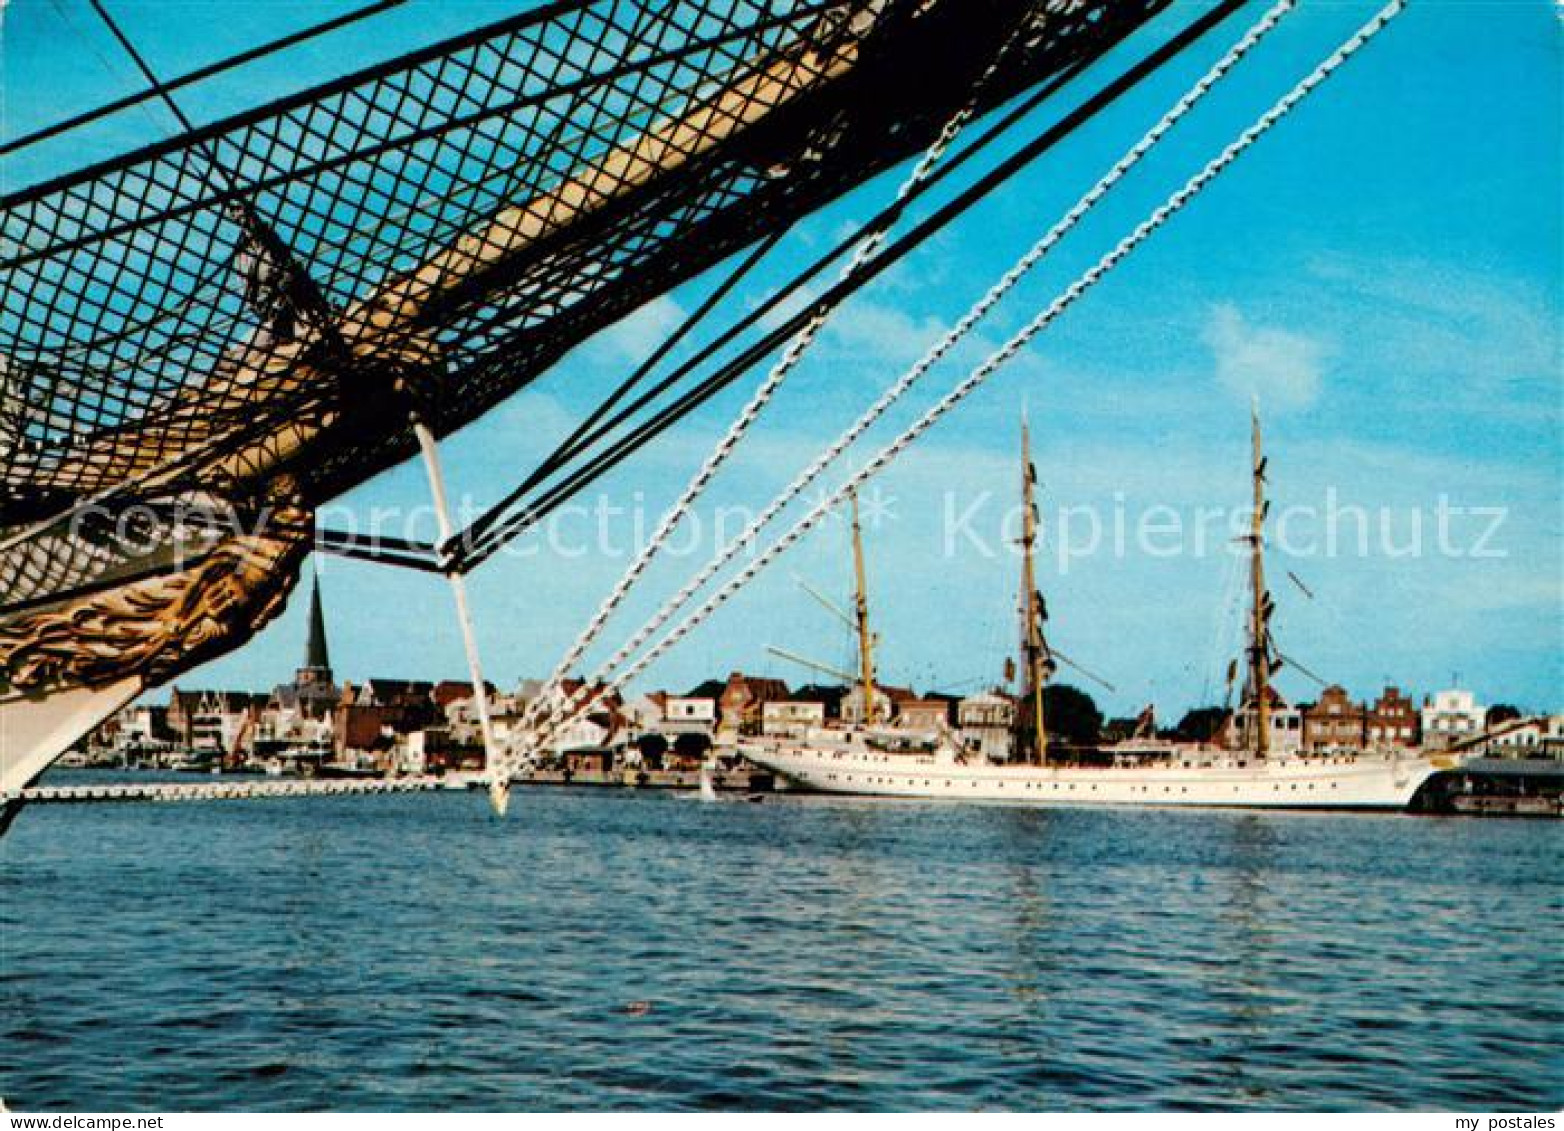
[1,782,1559,1111]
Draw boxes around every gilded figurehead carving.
[0,504,312,692]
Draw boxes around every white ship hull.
[741,741,1459,810]
[1,677,145,831]
[1,678,144,798]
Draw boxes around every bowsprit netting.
[1,0,1165,548]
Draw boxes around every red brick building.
[1366,686,1420,749]
[433,679,496,712]
[1303,685,1367,752]
[718,672,790,734]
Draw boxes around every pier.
[9,766,776,808]
[13,776,450,807]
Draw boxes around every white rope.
[532,0,1408,737]
[412,420,509,815]
[507,25,1027,754]
[517,0,1299,755]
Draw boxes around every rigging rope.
[510,19,1032,740]
[459,229,789,554]
[441,68,1089,569]
[519,0,1300,750]
[515,0,1409,765]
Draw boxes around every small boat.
[315,763,383,781]
[1450,794,1562,818]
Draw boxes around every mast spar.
[849,489,880,725]
[1244,401,1274,759]
[1017,413,1052,765]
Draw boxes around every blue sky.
[4,1,1560,717]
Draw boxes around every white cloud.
[822,297,950,366]
[1201,302,1327,412]
[1301,253,1560,412]
[749,280,818,333]
[596,295,686,362]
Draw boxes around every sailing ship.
[741,410,1460,809]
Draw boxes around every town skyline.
[101,614,1547,785]
[152,573,1551,744]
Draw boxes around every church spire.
[303,566,331,677]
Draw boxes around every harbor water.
[1,782,1559,1111]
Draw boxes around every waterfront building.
[790,683,847,720]
[839,682,920,726]
[167,689,267,756]
[664,695,718,727]
[433,679,496,713]
[564,748,614,774]
[632,690,720,767]
[253,707,333,756]
[618,692,714,768]
[921,691,963,722]
[557,679,622,727]
[621,691,668,731]
[505,679,626,760]
[839,683,899,725]
[1303,685,1367,752]
[350,678,437,711]
[443,685,501,745]
[718,672,791,735]
[553,715,613,759]
[401,724,485,773]
[1457,714,1564,759]
[399,728,437,774]
[332,679,439,760]
[1366,686,1420,749]
[897,698,955,732]
[116,704,173,748]
[761,700,826,738]
[333,704,400,761]
[1420,688,1487,750]
[82,708,166,764]
[957,690,1016,762]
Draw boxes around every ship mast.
[1017,413,1052,765]
[1244,402,1274,758]
[849,489,880,724]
